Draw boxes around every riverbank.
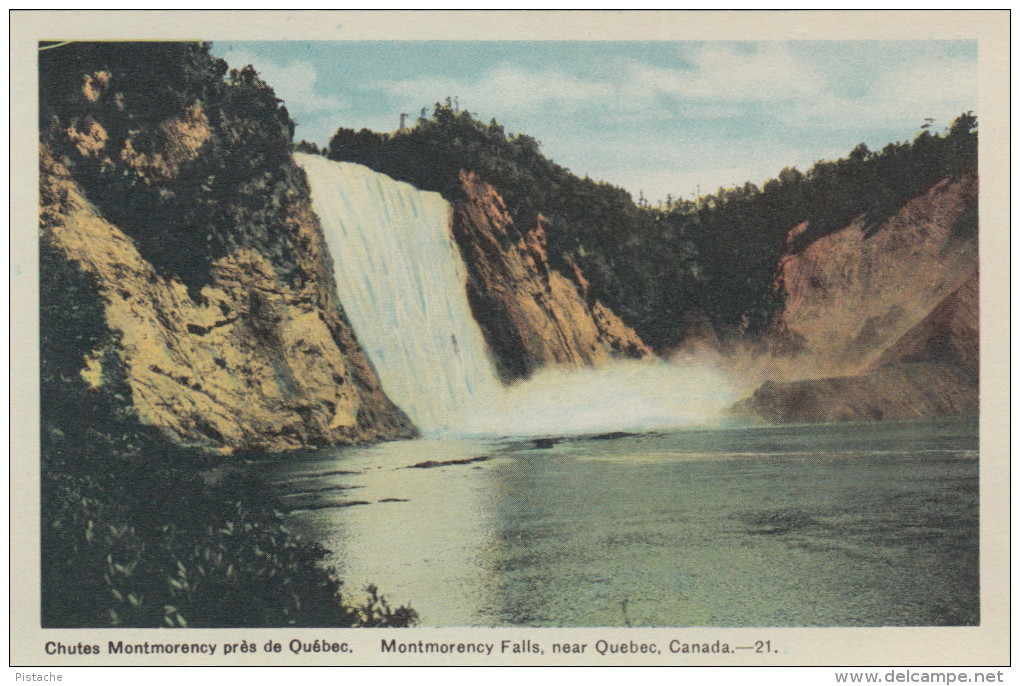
[41,415,417,628]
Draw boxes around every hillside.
[324,106,978,353]
[731,270,979,425]
[39,41,415,628]
[322,105,978,424]
[768,174,977,375]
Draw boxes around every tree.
[849,143,870,162]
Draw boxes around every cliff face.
[41,145,413,453]
[39,47,414,453]
[730,362,977,424]
[877,269,978,377]
[769,174,978,374]
[452,170,651,381]
[731,176,979,424]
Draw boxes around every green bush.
[41,422,417,628]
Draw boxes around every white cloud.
[218,42,974,200]
[222,48,347,116]
[370,43,973,202]
[377,64,614,116]
[372,44,837,128]
[619,44,826,102]
[778,52,975,132]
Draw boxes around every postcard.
[10,10,1010,669]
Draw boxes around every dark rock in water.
[589,431,637,441]
[281,484,362,498]
[407,455,490,469]
[287,468,361,480]
[288,500,371,514]
[378,498,410,503]
[532,437,562,449]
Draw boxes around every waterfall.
[297,153,740,438]
[295,153,502,435]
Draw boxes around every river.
[267,417,978,627]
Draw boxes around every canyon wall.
[453,170,651,382]
[731,176,979,423]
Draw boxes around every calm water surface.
[267,419,978,627]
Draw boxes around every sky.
[211,41,976,204]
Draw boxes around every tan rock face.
[878,269,978,378]
[66,116,108,159]
[65,91,212,186]
[453,170,651,381]
[41,147,415,453]
[731,176,979,424]
[729,362,977,424]
[770,174,978,375]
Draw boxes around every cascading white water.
[297,153,741,437]
[296,153,503,435]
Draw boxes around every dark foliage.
[39,41,307,295]
[327,106,977,350]
[39,247,416,628]
[38,42,417,628]
[668,113,978,336]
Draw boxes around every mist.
[444,358,746,438]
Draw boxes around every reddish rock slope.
[732,176,979,423]
[453,170,651,381]
[770,175,978,374]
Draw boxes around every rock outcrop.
[732,176,979,424]
[39,47,418,453]
[769,174,978,374]
[730,362,977,424]
[877,269,978,377]
[41,147,414,453]
[452,170,651,381]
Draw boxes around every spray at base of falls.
[297,153,738,438]
[446,359,742,437]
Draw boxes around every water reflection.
[270,419,978,627]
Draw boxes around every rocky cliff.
[39,44,415,453]
[769,174,977,374]
[452,170,651,381]
[877,269,978,377]
[731,176,979,423]
[41,149,414,453]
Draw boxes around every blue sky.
[211,41,976,203]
